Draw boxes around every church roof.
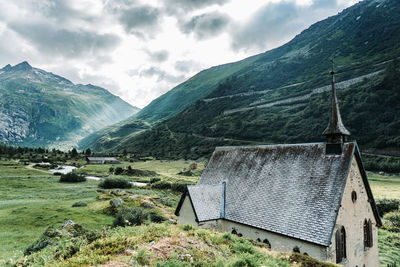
[187,184,224,222]
[175,142,381,246]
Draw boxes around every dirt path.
[25,164,51,174]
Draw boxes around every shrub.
[289,253,337,267]
[148,211,166,223]
[125,168,157,177]
[151,181,172,190]
[171,182,188,193]
[72,201,88,207]
[99,178,132,189]
[24,237,53,256]
[384,211,400,228]
[113,207,166,227]
[59,173,86,183]
[182,224,195,231]
[114,167,123,175]
[114,207,146,227]
[150,177,161,183]
[376,199,400,215]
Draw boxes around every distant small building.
[175,68,381,266]
[86,157,120,164]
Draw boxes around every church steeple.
[322,60,350,144]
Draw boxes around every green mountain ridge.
[0,61,140,149]
[81,0,400,158]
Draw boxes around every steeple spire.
[322,60,350,144]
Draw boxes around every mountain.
[81,0,400,158]
[0,62,139,148]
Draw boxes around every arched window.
[335,226,346,263]
[263,239,271,249]
[364,219,373,249]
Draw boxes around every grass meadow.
[0,158,399,266]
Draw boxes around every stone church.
[175,69,381,266]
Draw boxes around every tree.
[71,148,78,157]
[85,148,91,156]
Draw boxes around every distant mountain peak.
[1,64,12,71]
[13,61,32,71]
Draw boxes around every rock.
[169,218,177,224]
[110,198,124,208]
[141,201,155,209]
[62,220,76,228]
[111,189,127,196]
[125,249,137,256]
[129,195,139,199]
[149,241,156,246]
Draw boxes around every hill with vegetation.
[0,62,139,149]
[81,0,400,159]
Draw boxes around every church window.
[263,239,271,249]
[364,219,373,249]
[351,191,357,203]
[336,226,346,263]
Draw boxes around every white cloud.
[0,0,357,108]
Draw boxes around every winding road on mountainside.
[201,70,383,115]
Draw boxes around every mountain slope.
[0,62,139,148]
[83,0,400,157]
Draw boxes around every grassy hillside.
[91,61,400,160]
[0,62,139,149]
[83,0,400,156]
[136,0,400,124]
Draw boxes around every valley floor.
[0,158,399,266]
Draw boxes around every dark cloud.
[119,6,161,37]
[175,60,199,72]
[180,11,230,40]
[8,23,120,58]
[139,66,185,83]
[145,50,169,62]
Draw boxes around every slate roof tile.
[195,142,355,246]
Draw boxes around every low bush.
[113,207,166,227]
[171,182,188,193]
[288,253,337,267]
[99,178,132,189]
[376,199,400,215]
[151,181,172,190]
[125,167,157,177]
[72,201,88,207]
[114,167,124,175]
[150,177,161,183]
[384,211,400,228]
[59,173,86,183]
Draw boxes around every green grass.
[0,159,184,264]
[10,223,294,267]
[0,160,114,263]
[1,158,400,266]
[74,159,205,184]
[368,171,400,199]
[378,230,400,266]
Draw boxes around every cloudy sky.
[0,0,357,108]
